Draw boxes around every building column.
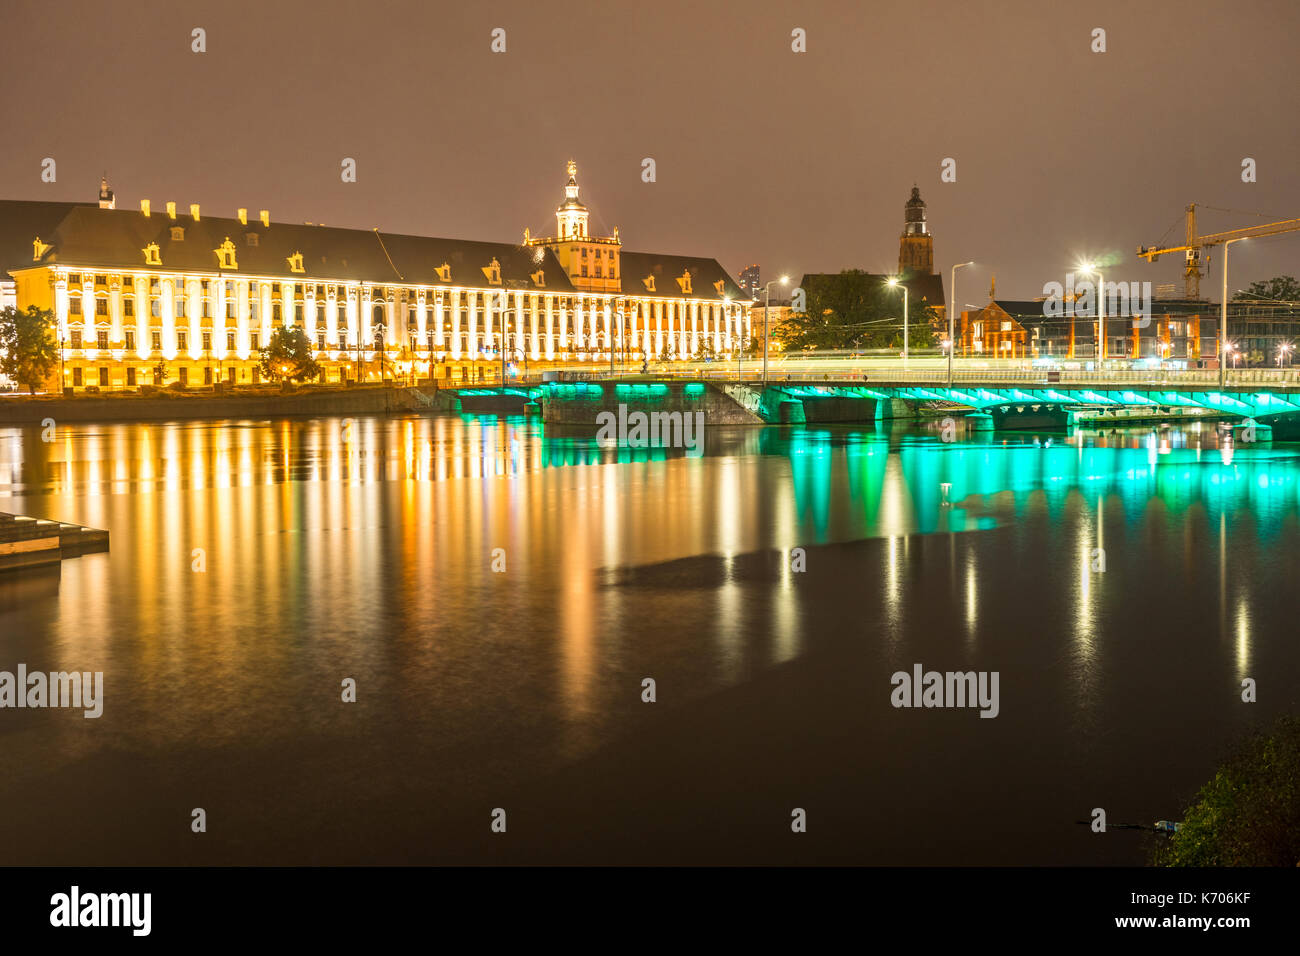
[450,290,462,360]
[134,276,148,360]
[79,280,93,351]
[557,296,568,355]
[109,279,123,345]
[530,292,540,360]
[186,279,201,360]
[690,300,700,356]
[432,292,445,352]
[213,280,228,360]
[280,282,295,328]
[467,290,479,361]
[572,296,585,355]
[260,282,272,348]
[360,287,372,351]
[237,281,250,358]
[544,294,555,359]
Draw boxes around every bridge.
[429,358,1300,437]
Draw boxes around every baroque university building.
[0,164,750,390]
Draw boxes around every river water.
[1,414,1297,864]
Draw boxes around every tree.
[259,326,321,384]
[1233,275,1300,302]
[1153,716,1300,866]
[776,270,938,352]
[153,358,167,385]
[0,305,58,394]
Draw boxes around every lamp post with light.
[949,261,973,386]
[1220,237,1249,389]
[1277,342,1292,368]
[1078,262,1105,368]
[760,275,789,388]
[887,276,909,364]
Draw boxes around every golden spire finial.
[566,159,576,179]
[989,274,996,300]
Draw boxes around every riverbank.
[0,385,452,423]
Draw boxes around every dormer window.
[246,233,259,246]
[435,262,451,282]
[713,279,726,295]
[530,269,545,288]
[675,270,692,295]
[214,238,238,270]
[142,243,162,266]
[642,276,656,293]
[481,258,502,285]
[32,237,51,261]
[287,251,305,274]
[170,226,185,241]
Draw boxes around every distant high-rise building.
[738,264,760,300]
[898,186,933,275]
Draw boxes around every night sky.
[3,0,1298,300]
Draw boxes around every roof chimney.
[259,209,270,228]
[190,203,200,221]
[166,201,177,220]
[140,199,151,217]
[238,208,247,226]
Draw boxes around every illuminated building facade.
[0,164,750,390]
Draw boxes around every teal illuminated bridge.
[441,366,1300,438]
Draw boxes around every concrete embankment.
[0,385,456,424]
[540,381,764,426]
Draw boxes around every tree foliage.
[0,305,58,393]
[776,270,938,352]
[258,326,321,384]
[1152,716,1300,866]
[1233,275,1300,303]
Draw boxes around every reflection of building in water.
[0,165,749,392]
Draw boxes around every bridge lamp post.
[887,276,909,366]
[1221,237,1249,390]
[1078,262,1105,368]
[760,276,789,388]
[1276,342,1292,368]
[949,261,973,386]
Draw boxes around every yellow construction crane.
[1137,203,1300,299]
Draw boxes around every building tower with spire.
[98,176,115,209]
[898,185,933,275]
[525,160,621,295]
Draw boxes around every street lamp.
[949,261,973,386]
[761,275,789,387]
[1276,342,1292,368]
[887,276,909,365]
[1221,237,1249,389]
[1078,262,1105,367]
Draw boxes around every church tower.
[898,185,933,275]
[98,175,115,210]
[526,161,621,294]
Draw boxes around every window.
[97,330,108,350]
[127,367,136,387]
[1000,321,1012,332]
[273,303,281,321]
[179,367,188,385]
[203,299,211,318]
[177,330,188,350]
[73,368,82,386]
[99,367,108,387]
[176,299,186,318]
[69,274,81,284]
[170,226,185,241]
[124,277,133,289]
[124,299,134,317]
[202,332,212,351]
[246,233,259,247]
[249,301,259,321]
[204,366,212,385]
[226,300,235,318]
[70,330,82,349]
[71,298,82,315]
[227,332,236,351]
[95,275,106,285]
[581,266,588,277]
[151,332,161,351]
[125,331,135,350]
[151,299,161,318]
[96,298,108,316]
[318,333,326,350]
[251,332,259,350]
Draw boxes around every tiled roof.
[0,200,92,275]
[4,202,577,293]
[618,251,747,301]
